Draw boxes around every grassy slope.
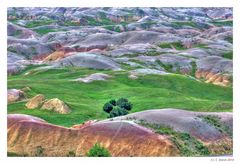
[8,66,232,127]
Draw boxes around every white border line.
[1,0,238,164]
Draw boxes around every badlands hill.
[8,7,232,86]
[8,109,232,156]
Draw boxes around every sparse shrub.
[109,106,128,118]
[156,60,173,72]
[115,26,121,32]
[87,143,111,157]
[223,51,233,59]
[35,146,44,156]
[225,36,233,44]
[213,102,233,110]
[25,20,56,28]
[138,121,210,156]
[14,29,22,36]
[103,102,113,113]
[103,25,114,31]
[212,20,233,27]
[199,115,232,137]
[8,152,28,157]
[158,41,186,50]
[67,151,76,157]
[7,46,17,53]
[190,61,197,77]
[172,21,198,29]
[34,28,61,35]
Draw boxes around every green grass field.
[8,65,232,127]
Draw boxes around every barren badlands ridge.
[7,7,233,157]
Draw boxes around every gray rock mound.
[195,56,232,86]
[7,51,26,75]
[8,37,53,58]
[73,73,111,83]
[196,56,232,74]
[129,68,169,79]
[178,48,209,59]
[7,22,39,39]
[111,108,232,142]
[54,53,121,70]
[110,43,156,57]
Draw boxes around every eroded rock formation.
[7,89,25,103]
[25,94,45,109]
[41,98,71,114]
[8,114,178,157]
[7,109,232,156]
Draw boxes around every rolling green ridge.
[8,66,232,127]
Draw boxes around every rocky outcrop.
[72,31,180,49]
[40,27,113,46]
[41,98,71,114]
[43,51,66,62]
[73,73,111,83]
[195,56,232,86]
[7,37,53,59]
[25,94,45,109]
[109,43,156,57]
[7,22,39,39]
[7,89,25,103]
[7,8,232,28]
[25,95,71,114]
[178,48,209,59]
[8,114,178,157]
[157,54,193,74]
[195,71,231,86]
[135,54,194,74]
[7,51,26,75]
[206,8,232,19]
[129,68,169,79]
[7,8,233,85]
[53,53,121,70]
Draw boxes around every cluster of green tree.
[103,98,132,118]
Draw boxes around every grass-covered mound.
[8,65,232,127]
